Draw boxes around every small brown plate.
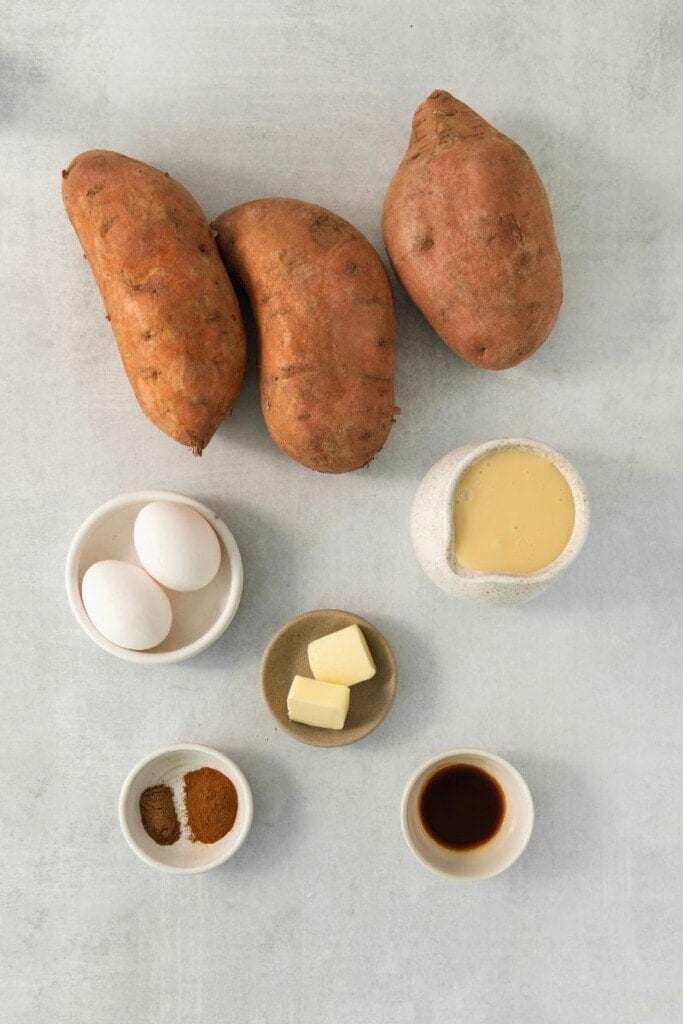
[261,609,397,747]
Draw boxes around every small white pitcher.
[410,438,590,605]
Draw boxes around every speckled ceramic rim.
[118,743,254,874]
[400,748,535,880]
[65,490,244,664]
[445,438,590,584]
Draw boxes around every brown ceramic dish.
[261,610,397,747]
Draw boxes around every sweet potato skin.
[62,150,246,453]
[382,91,562,370]
[212,199,396,473]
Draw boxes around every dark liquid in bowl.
[419,764,506,850]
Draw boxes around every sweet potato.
[62,150,246,454]
[382,90,562,370]
[212,199,396,473]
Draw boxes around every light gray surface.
[2,1,681,1021]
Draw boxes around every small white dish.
[119,743,253,873]
[401,749,534,880]
[65,490,243,663]
[410,438,590,604]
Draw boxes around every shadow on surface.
[189,497,302,672]
[215,747,301,875]
[499,751,604,880]
[360,611,443,747]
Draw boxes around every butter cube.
[308,624,376,686]
[287,675,350,730]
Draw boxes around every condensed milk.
[452,448,575,575]
[410,438,590,604]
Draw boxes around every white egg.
[81,560,173,651]
[133,501,222,592]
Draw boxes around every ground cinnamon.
[184,767,238,843]
[139,784,180,845]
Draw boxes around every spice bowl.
[65,490,243,663]
[410,438,590,605]
[119,743,253,873]
[401,749,534,880]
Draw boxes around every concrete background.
[2,1,681,1021]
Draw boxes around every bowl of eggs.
[65,491,243,663]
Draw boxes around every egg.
[133,501,222,592]
[81,560,173,651]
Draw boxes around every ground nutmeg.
[139,784,181,846]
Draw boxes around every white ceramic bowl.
[119,743,253,873]
[65,491,243,663]
[410,438,590,605]
[401,749,534,880]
